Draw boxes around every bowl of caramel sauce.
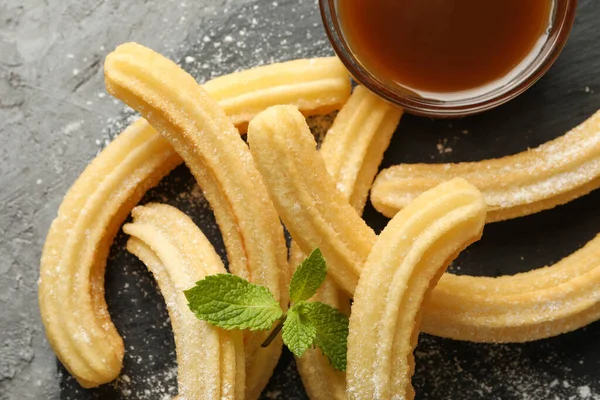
[321,0,577,117]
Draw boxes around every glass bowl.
[320,0,578,117]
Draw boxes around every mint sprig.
[185,248,349,371]
[183,274,283,331]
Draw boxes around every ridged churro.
[104,42,292,398]
[371,110,600,222]
[39,48,350,388]
[248,105,373,295]
[124,204,244,400]
[291,86,402,400]
[38,120,180,387]
[424,234,600,342]
[203,57,352,131]
[248,104,600,343]
[319,86,403,213]
[290,241,348,400]
[347,179,486,400]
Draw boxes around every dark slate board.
[60,0,600,398]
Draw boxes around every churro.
[202,57,352,131]
[104,42,291,398]
[124,204,244,400]
[291,86,402,400]
[248,105,373,295]
[248,104,600,343]
[347,178,486,400]
[424,234,600,342]
[39,50,350,388]
[371,110,600,222]
[319,86,403,213]
[290,241,348,400]
[38,120,180,387]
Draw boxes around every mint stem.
[261,315,286,348]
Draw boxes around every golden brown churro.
[38,120,180,387]
[104,42,293,398]
[371,110,600,222]
[248,104,600,343]
[290,241,349,400]
[203,57,351,131]
[347,179,486,400]
[425,234,600,342]
[319,86,403,213]
[291,86,402,400]
[124,204,244,400]
[40,47,350,388]
[248,105,373,295]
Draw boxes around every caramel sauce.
[339,0,552,93]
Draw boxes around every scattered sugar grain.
[437,139,453,154]
[62,120,83,135]
[579,386,592,398]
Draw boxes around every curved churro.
[203,57,352,131]
[371,110,600,222]
[39,50,349,388]
[104,42,290,398]
[124,204,244,400]
[248,104,600,343]
[38,120,180,387]
[291,86,402,400]
[248,105,373,295]
[347,179,486,400]
[424,234,600,342]
[319,86,403,213]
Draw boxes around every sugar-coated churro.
[371,110,600,222]
[38,120,180,387]
[203,57,352,131]
[291,241,349,400]
[39,47,349,388]
[424,234,600,342]
[347,179,486,400]
[248,105,373,295]
[291,86,402,400]
[319,86,403,213]
[248,104,600,343]
[124,204,244,400]
[104,42,290,398]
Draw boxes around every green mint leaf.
[303,302,349,371]
[282,304,316,357]
[289,248,328,303]
[184,274,283,331]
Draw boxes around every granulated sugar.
[411,332,600,400]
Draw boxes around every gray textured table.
[1,0,600,399]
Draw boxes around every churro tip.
[250,104,303,125]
